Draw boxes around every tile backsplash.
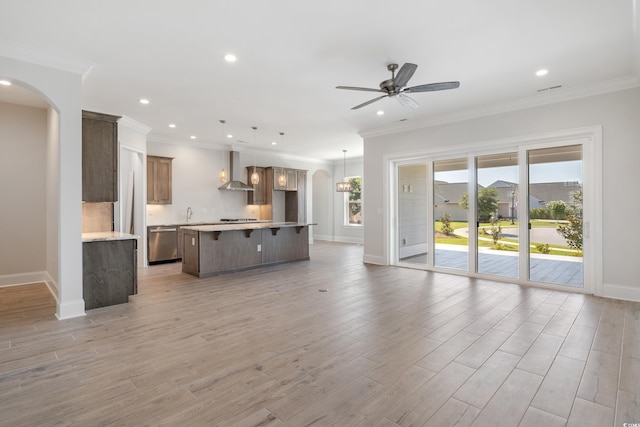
[82,202,113,233]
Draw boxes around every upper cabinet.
[246,166,267,205]
[82,110,121,202]
[147,155,173,204]
[272,167,298,191]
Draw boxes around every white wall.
[363,87,640,301]
[46,107,59,295]
[312,169,333,240]
[146,141,330,231]
[1,54,86,319]
[0,102,47,281]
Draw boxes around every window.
[344,176,362,225]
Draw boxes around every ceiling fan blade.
[336,86,384,93]
[351,95,387,110]
[395,93,419,109]
[394,63,418,88]
[405,81,460,93]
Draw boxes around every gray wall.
[363,87,640,301]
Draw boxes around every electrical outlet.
[191,237,195,246]
[257,244,262,252]
[402,238,407,245]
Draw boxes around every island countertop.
[180,222,314,233]
[82,231,140,242]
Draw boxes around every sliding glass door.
[476,153,519,278]
[392,135,592,291]
[397,163,429,267]
[528,145,583,287]
[433,159,468,270]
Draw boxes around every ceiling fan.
[336,63,460,110]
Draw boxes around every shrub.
[535,243,551,254]
[440,213,454,236]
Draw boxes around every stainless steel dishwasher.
[148,226,178,263]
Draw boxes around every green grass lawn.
[434,220,580,255]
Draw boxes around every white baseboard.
[0,271,48,287]
[603,283,640,302]
[44,271,59,302]
[56,299,86,320]
[399,243,428,259]
[313,235,364,245]
[363,254,386,265]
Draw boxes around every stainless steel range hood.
[218,151,254,191]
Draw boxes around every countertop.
[82,231,140,242]
[147,220,273,228]
[180,222,314,232]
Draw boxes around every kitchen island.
[180,222,312,277]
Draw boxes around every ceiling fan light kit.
[336,62,460,110]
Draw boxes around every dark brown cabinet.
[83,239,137,310]
[285,171,306,223]
[147,155,172,204]
[82,110,120,202]
[246,166,267,205]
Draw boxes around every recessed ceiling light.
[376,110,384,116]
[272,141,277,145]
[0,79,11,86]
[226,134,233,139]
[190,135,196,139]
[224,54,237,63]
[536,69,548,77]
[139,98,150,104]
[169,124,176,128]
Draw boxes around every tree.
[459,187,500,222]
[546,200,567,221]
[348,177,361,202]
[557,190,582,250]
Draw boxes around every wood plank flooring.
[0,241,639,426]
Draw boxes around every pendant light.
[218,120,228,183]
[250,126,260,185]
[277,132,287,187]
[336,149,352,192]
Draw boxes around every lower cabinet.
[83,239,137,310]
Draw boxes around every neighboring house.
[434,181,468,222]
[433,179,581,222]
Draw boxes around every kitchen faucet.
[186,206,193,222]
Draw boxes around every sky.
[435,160,582,187]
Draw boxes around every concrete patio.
[401,244,583,287]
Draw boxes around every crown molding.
[146,134,329,165]
[119,116,152,135]
[0,42,94,80]
[360,75,640,139]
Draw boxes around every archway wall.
[0,54,85,319]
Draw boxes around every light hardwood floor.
[0,241,639,426]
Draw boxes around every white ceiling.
[1,0,638,161]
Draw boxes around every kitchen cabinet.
[82,110,120,202]
[285,170,307,223]
[147,155,172,204]
[83,238,137,310]
[261,168,307,222]
[271,167,298,191]
[246,166,267,205]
